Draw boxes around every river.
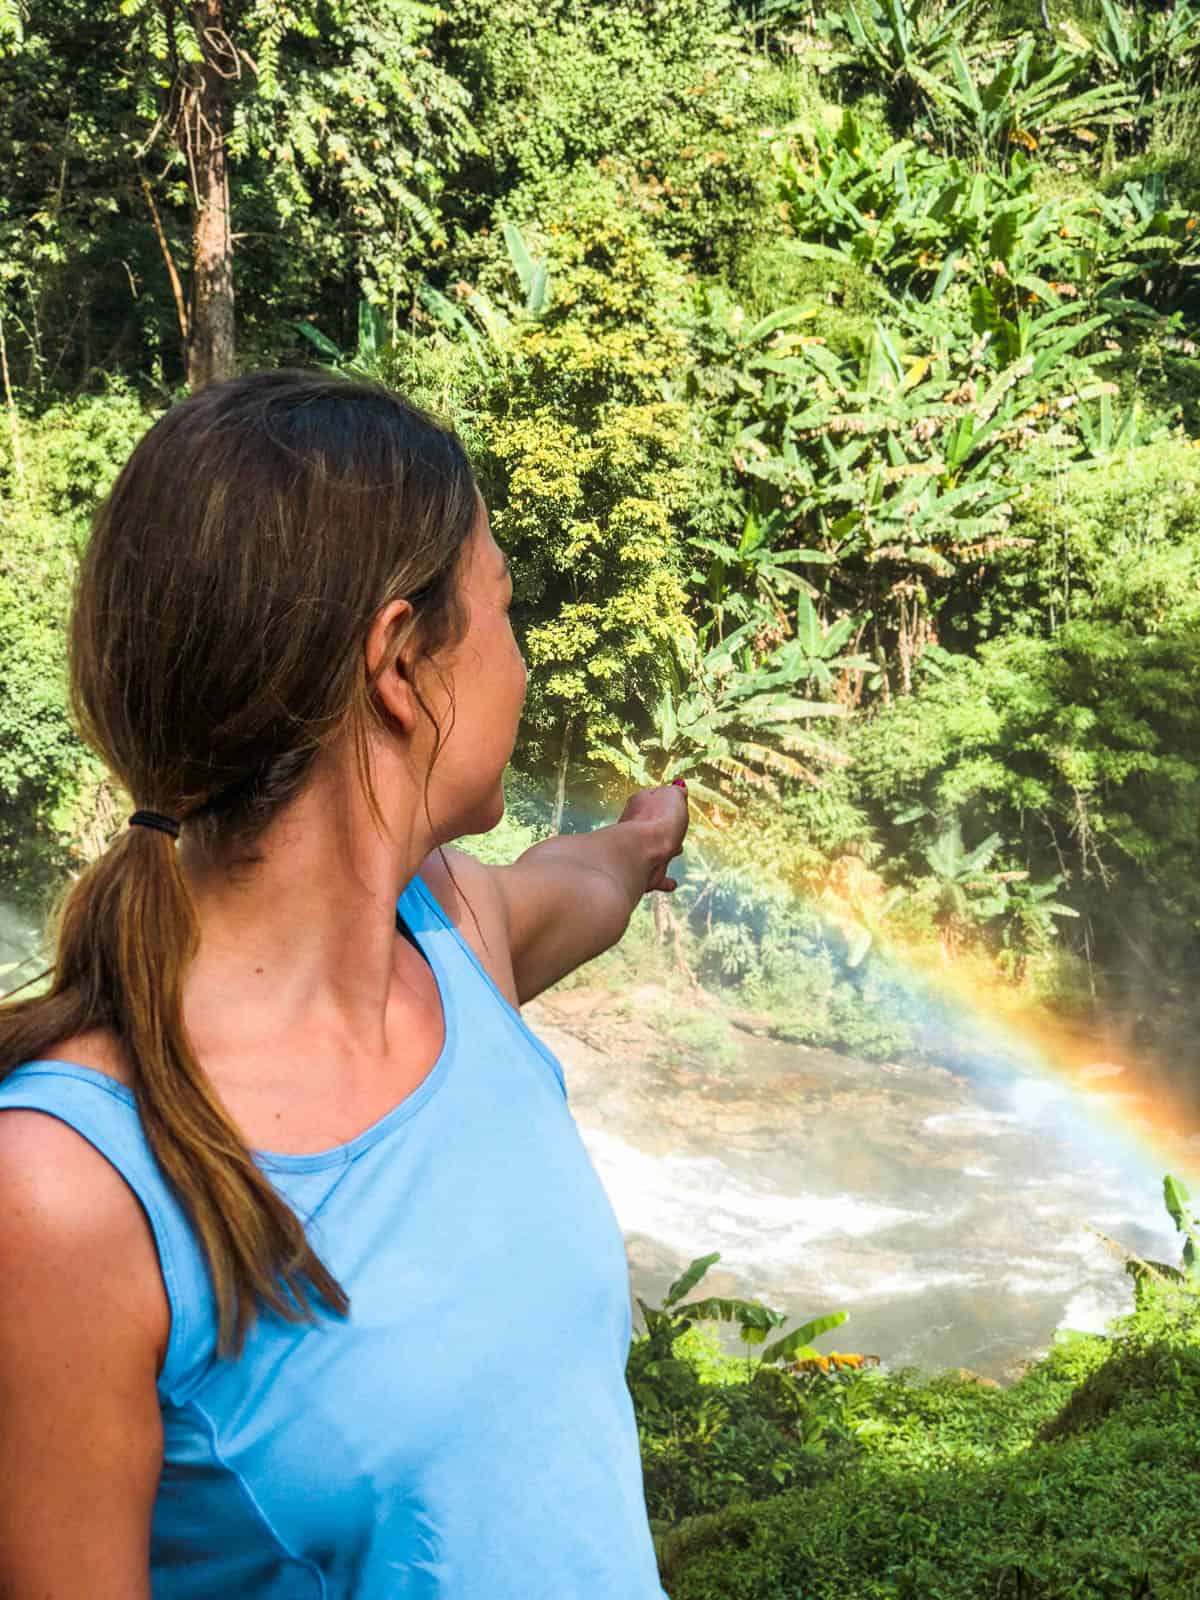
[528,980,1196,1384]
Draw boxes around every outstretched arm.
[490,813,680,1005]
[431,784,688,1007]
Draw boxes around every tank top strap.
[0,1063,219,1404]
[404,869,568,1100]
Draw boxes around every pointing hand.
[616,779,690,893]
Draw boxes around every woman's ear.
[365,599,420,737]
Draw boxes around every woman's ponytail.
[11,818,349,1357]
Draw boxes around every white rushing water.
[566,1036,1191,1380]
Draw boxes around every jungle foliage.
[2,4,1200,1070]
[634,1175,1200,1598]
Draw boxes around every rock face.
[523,979,1180,1386]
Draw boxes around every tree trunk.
[897,589,913,696]
[140,169,190,368]
[550,717,574,835]
[185,0,236,391]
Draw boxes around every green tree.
[1,0,478,392]
[0,382,155,907]
[456,170,705,798]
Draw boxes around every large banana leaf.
[744,305,822,346]
[663,1252,721,1309]
[501,218,533,288]
[730,693,846,722]
[1163,1176,1200,1278]
[761,1311,849,1367]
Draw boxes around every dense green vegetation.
[4,0,1200,1076]
[4,1,1200,1587]
[631,1176,1200,1597]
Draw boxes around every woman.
[0,370,688,1598]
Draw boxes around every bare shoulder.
[0,1106,147,1248]
[0,1106,171,1377]
[418,843,502,922]
[418,845,519,1005]
[0,1109,165,1594]
[1,1030,172,1380]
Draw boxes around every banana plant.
[912,39,1135,164]
[794,323,1063,558]
[834,0,973,80]
[920,815,1006,947]
[415,216,551,373]
[1091,0,1200,116]
[592,620,847,827]
[816,0,977,118]
[775,109,1052,300]
[1072,179,1200,314]
[775,104,1193,319]
[1106,1174,1200,1314]
[772,108,942,285]
[923,815,1003,890]
[819,881,906,970]
[968,281,1110,373]
[751,593,874,697]
[1065,1173,1200,1339]
[696,306,1089,664]
[688,500,835,626]
[501,217,551,316]
[989,873,1080,976]
[631,1250,848,1406]
[298,219,550,379]
[1076,388,1167,459]
[297,296,390,372]
[688,300,839,624]
[1164,1175,1200,1282]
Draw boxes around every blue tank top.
[0,870,667,1599]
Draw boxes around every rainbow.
[847,922,1200,1191]
[656,825,1200,1195]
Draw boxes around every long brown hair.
[0,368,479,1359]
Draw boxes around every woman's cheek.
[510,624,528,686]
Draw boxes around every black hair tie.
[129,810,182,840]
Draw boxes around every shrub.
[0,381,160,909]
